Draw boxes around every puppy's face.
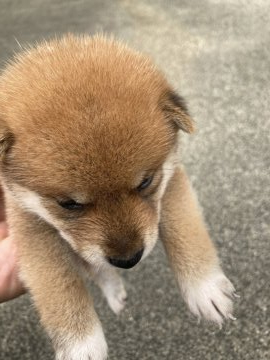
[0,35,193,269]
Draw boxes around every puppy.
[0,34,235,359]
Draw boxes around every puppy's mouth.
[107,248,144,269]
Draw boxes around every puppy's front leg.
[160,167,235,325]
[9,205,107,360]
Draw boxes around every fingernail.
[0,222,8,239]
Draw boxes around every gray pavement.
[0,0,269,359]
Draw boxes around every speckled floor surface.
[0,1,269,359]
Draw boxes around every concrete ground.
[0,0,269,359]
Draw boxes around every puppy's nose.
[108,248,144,269]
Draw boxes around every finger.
[0,187,6,222]
[0,270,25,302]
[0,221,8,240]
[0,237,26,302]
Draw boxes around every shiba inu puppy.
[0,34,235,359]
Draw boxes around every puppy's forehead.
[27,107,172,193]
[7,89,174,194]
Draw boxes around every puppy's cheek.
[80,245,107,269]
[156,141,179,205]
[6,185,65,232]
[8,186,52,220]
[142,226,159,260]
[59,231,106,268]
[59,230,77,249]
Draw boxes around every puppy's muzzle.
[108,248,144,269]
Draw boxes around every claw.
[223,291,234,300]
[211,300,224,318]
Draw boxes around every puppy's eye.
[57,199,85,211]
[137,176,153,191]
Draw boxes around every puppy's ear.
[161,90,195,133]
[0,120,14,160]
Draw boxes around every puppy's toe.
[106,284,127,315]
[181,270,236,326]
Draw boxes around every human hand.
[0,190,25,303]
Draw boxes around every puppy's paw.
[181,270,236,326]
[55,325,108,360]
[94,266,127,315]
[102,277,127,315]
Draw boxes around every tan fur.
[160,167,219,278]
[0,34,234,359]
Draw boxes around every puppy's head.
[0,35,194,269]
